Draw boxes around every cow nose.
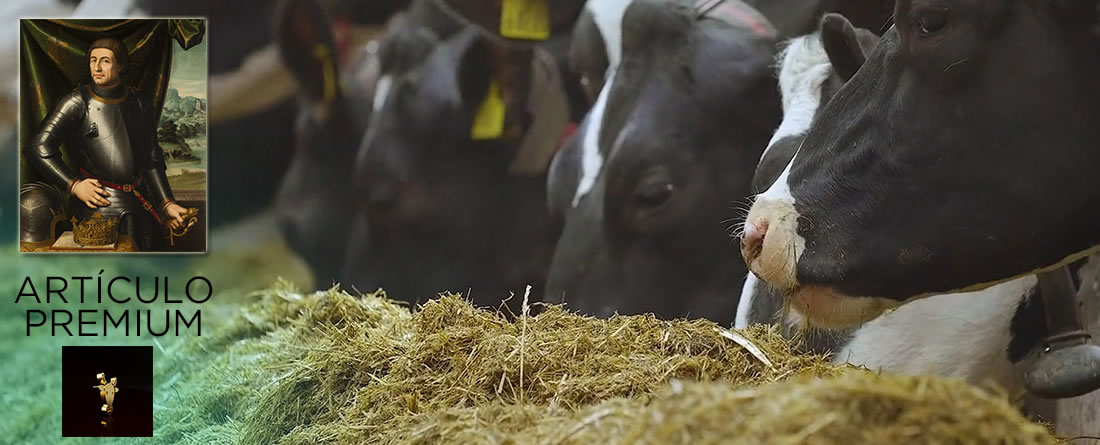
[740,218,769,265]
[742,197,803,292]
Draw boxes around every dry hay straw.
[154,283,1064,445]
[153,280,410,444]
[393,374,1063,445]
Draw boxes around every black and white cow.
[544,0,783,324]
[737,13,880,332]
[742,0,1100,328]
[563,0,835,110]
[340,24,585,309]
[273,0,464,289]
[737,15,1045,397]
[542,0,897,324]
[134,0,416,227]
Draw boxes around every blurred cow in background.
[339,19,589,310]
[272,0,461,290]
[138,0,416,227]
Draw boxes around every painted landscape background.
[160,35,207,193]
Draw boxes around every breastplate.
[80,98,136,182]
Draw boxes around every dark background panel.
[61,345,153,437]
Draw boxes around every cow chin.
[743,197,803,292]
[789,285,902,329]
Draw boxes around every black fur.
[784,0,1100,301]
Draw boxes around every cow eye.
[635,181,674,208]
[917,9,948,35]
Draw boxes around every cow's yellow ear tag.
[500,0,551,40]
[471,79,506,140]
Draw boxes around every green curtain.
[19,18,206,186]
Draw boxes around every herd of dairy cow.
[175,0,1099,410]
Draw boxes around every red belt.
[79,168,163,225]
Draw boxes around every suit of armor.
[25,83,176,251]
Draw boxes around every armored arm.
[145,140,177,214]
[140,95,177,214]
[25,91,84,193]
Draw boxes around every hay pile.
[391,374,1060,445]
[154,283,1062,445]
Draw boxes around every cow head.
[343,27,574,308]
[545,0,781,324]
[274,0,372,289]
[737,14,881,330]
[274,0,462,290]
[742,0,1100,328]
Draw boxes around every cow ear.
[568,11,610,107]
[454,31,496,110]
[822,0,896,35]
[274,0,344,107]
[821,13,867,82]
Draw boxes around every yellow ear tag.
[471,79,506,140]
[311,44,338,101]
[500,0,551,40]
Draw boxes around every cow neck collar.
[508,46,571,176]
[1025,259,1100,399]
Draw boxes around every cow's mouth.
[783,284,901,329]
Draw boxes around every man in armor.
[24,37,187,251]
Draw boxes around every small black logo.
[61,345,153,437]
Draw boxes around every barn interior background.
[1,0,1098,443]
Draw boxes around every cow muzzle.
[740,196,899,329]
[741,197,802,292]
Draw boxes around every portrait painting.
[18,18,208,253]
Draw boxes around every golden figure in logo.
[93,373,119,413]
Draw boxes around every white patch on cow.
[587,0,633,68]
[608,120,636,158]
[758,155,796,203]
[568,1,633,206]
[762,33,833,158]
[373,75,393,113]
[734,273,759,329]
[741,34,838,290]
[571,67,618,207]
[835,276,1036,395]
[754,33,833,203]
